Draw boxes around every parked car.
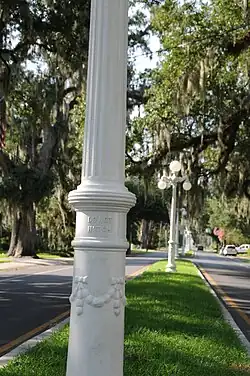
[222,245,237,256]
[197,245,204,251]
[236,244,250,254]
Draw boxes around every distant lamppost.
[175,207,180,259]
[180,208,187,256]
[185,229,193,253]
[158,161,192,272]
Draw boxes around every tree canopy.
[1,0,250,257]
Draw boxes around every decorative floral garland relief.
[69,276,126,316]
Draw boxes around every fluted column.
[166,182,177,272]
[66,1,135,376]
[175,210,179,258]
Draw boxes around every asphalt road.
[0,252,164,357]
[195,251,250,342]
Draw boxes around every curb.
[0,259,74,273]
[0,261,54,273]
[0,263,33,273]
[193,261,250,356]
[0,263,152,368]
[0,317,70,367]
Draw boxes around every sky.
[129,3,161,73]
[134,34,160,72]
[24,3,160,74]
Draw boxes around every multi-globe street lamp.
[158,160,191,272]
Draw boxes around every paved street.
[0,252,164,357]
[195,251,250,342]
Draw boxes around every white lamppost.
[180,208,187,256]
[158,161,191,272]
[175,209,180,258]
[185,229,192,253]
[66,1,136,376]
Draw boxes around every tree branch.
[226,31,250,56]
[63,86,77,98]
[0,150,15,174]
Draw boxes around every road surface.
[195,251,250,342]
[0,252,164,356]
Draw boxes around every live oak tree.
[36,92,85,255]
[127,0,250,230]
[1,65,83,257]
[0,0,157,256]
[126,178,170,253]
[0,0,90,144]
[0,0,90,256]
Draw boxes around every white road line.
[0,291,70,296]
[0,266,73,284]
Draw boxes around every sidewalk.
[0,257,74,271]
[0,251,164,272]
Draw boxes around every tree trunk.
[8,211,20,256]
[140,219,149,250]
[158,222,162,250]
[8,204,37,257]
[147,221,154,249]
[126,218,132,256]
[126,243,132,256]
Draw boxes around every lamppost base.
[166,264,176,273]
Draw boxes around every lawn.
[0,253,10,264]
[37,253,68,259]
[131,248,148,255]
[239,257,250,263]
[0,260,249,376]
[181,250,194,258]
[237,254,250,263]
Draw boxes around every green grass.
[0,252,10,264]
[182,250,194,258]
[37,253,67,259]
[0,260,249,376]
[239,258,250,264]
[131,248,149,255]
[237,253,250,263]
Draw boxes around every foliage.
[205,196,250,245]
[36,92,85,254]
[126,0,250,228]
[4,0,250,255]
[0,0,90,256]
[0,0,165,256]
[126,178,170,250]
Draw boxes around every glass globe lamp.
[169,160,181,173]
[183,181,192,191]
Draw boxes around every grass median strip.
[0,260,249,376]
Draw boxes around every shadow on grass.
[126,273,232,344]
[0,328,69,376]
[124,335,250,376]
[0,266,249,376]
[124,270,250,376]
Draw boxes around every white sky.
[129,3,160,73]
[134,34,160,72]
[25,4,160,74]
